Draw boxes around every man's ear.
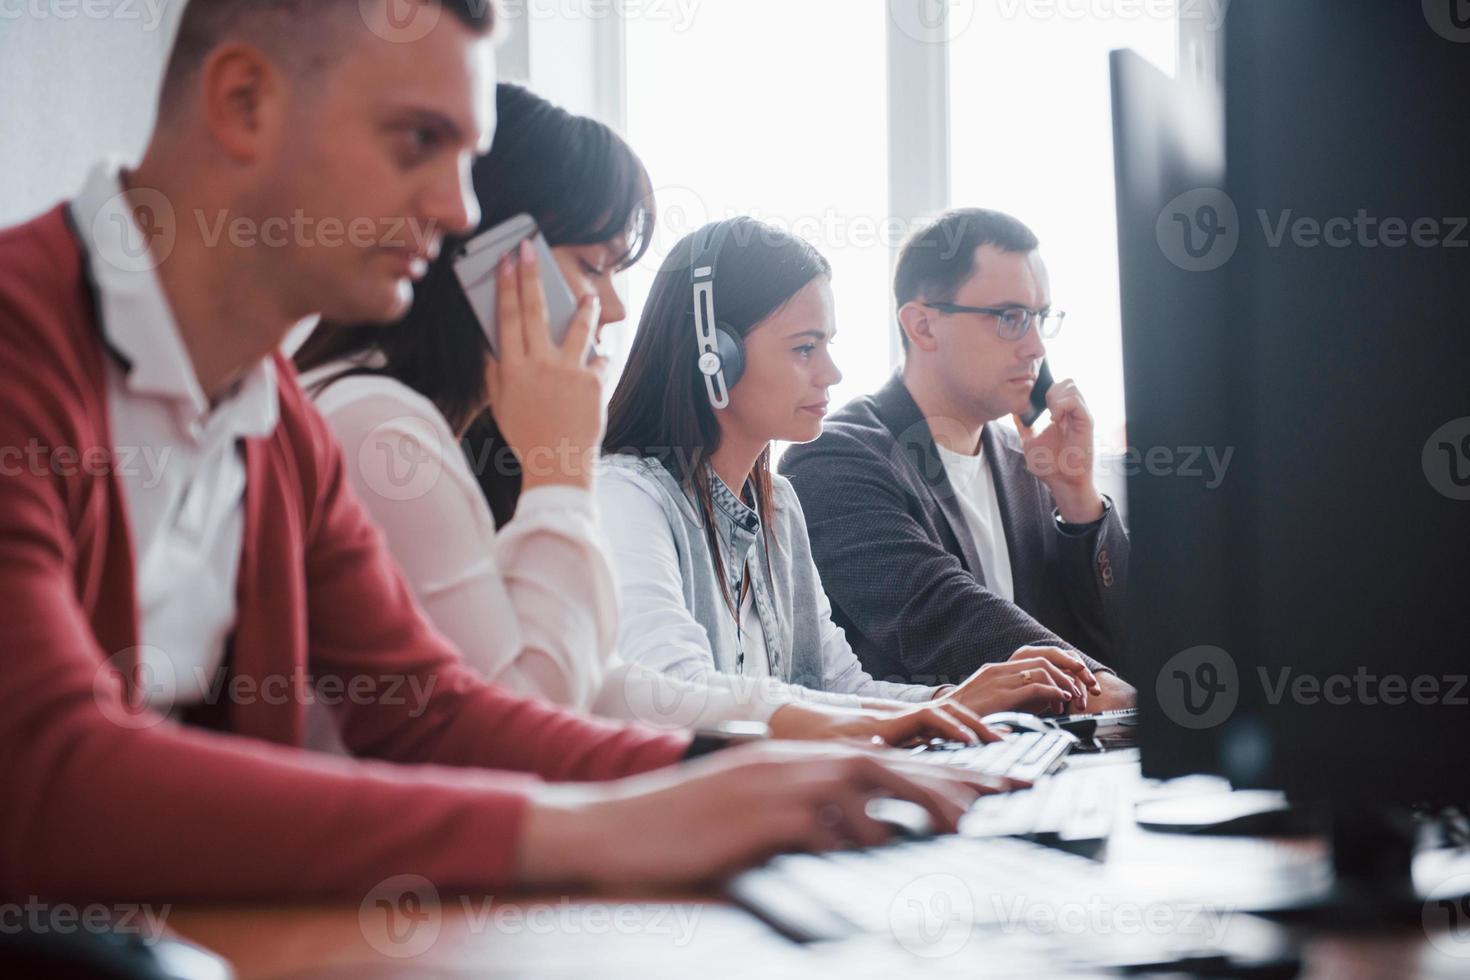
[198,43,287,163]
[898,301,940,354]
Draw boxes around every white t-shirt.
[735,564,771,679]
[936,442,1016,602]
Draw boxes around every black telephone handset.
[1020,358,1055,428]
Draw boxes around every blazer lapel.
[874,375,988,585]
[983,423,1043,609]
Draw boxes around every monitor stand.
[1134,789,1306,837]
[1137,797,1470,923]
[1272,808,1470,925]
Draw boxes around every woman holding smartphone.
[599,218,1105,716]
[295,84,987,746]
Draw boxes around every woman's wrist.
[769,703,891,741]
[769,703,850,740]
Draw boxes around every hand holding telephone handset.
[454,213,584,358]
[1013,357,1107,524]
[1020,358,1054,428]
[453,214,607,492]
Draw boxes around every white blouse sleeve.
[596,466,866,717]
[316,380,614,710]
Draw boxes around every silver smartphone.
[452,213,578,358]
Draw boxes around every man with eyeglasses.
[781,208,1135,710]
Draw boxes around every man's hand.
[768,701,1001,747]
[1085,671,1136,713]
[1014,378,1105,524]
[512,743,1008,888]
[941,645,1101,716]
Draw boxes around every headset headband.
[691,221,734,409]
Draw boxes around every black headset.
[689,221,746,410]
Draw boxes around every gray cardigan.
[596,454,938,701]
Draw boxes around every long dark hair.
[295,82,655,525]
[602,217,832,614]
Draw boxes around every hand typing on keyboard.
[935,645,1102,717]
[514,742,1012,889]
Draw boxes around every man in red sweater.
[0,0,989,902]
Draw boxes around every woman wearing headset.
[598,218,1103,717]
[295,85,990,747]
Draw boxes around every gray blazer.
[779,373,1128,686]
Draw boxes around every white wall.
[0,4,182,226]
[497,2,622,127]
[0,2,602,227]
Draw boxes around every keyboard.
[1052,706,1139,742]
[960,753,1132,844]
[727,835,1299,973]
[903,729,1077,784]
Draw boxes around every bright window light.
[950,2,1179,452]
[622,2,891,422]
[623,2,1179,467]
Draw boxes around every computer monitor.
[1112,1,1470,904]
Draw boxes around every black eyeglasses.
[923,302,1066,341]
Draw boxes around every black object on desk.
[0,925,232,980]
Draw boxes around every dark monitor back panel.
[1110,48,1237,779]
[1221,1,1470,803]
[1114,3,1470,804]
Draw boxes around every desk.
[167,894,1466,979]
[169,754,1470,978]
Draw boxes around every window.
[622,2,892,419]
[949,3,1179,452]
[618,1,1179,468]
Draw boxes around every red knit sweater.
[0,205,688,901]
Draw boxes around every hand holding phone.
[482,241,606,492]
[1020,358,1055,428]
[454,213,580,358]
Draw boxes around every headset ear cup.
[715,324,745,390]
